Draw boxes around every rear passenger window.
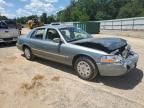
[31,28,45,40]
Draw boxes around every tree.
[16,17,27,24]
[16,15,38,24]
[47,15,55,24]
[57,0,144,21]
[118,1,144,18]
[0,15,8,20]
[27,15,38,20]
[40,13,47,24]
[96,11,111,21]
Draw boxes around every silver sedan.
[17,25,139,80]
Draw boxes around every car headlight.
[101,55,123,63]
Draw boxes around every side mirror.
[53,38,63,43]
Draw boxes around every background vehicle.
[17,25,138,80]
[28,18,43,29]
[0,20,20,43]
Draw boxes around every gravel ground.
[0,28,144,108]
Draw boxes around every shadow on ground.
[34,57,76,75]
[93,68,143,90]
[23,55,143,90]
[0,42,16,48]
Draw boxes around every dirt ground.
[0,28,144,108]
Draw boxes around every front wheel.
[74,57,98,80]
[24,47,35,60]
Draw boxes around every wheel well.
[22,45,30,51]
[72,54,96,67]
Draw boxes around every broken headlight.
[101,55,123,63]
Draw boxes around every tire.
[24,47,35,60]
[74,57,98,80]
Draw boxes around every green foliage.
[47,15,56,24]
[16,14,56,24]
[57,0,144,21]
[0,15,8,21]
[17,15,38,24]
[27,15,38,20]
[117,1,144,18]
[40,13,47,24]
[96,11,111,21]
[17,17,27,24]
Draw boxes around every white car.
[0,21,20,43]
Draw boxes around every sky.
[0,0,71,18]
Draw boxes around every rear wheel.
[24,47,35,60]
[74,57,98,80]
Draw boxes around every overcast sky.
[0,0,70,18]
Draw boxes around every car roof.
[37,24,74,29]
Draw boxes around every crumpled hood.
[71,38,127,53]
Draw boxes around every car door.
[10,26,20,38]
[29,28,46,56]
[0,22,10,39]
[14,29,20,37]
[41,28,68,63]
[5,20,20,38]
[0,22,5,40]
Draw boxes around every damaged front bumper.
[97,52,139,76]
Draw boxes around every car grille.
[3,38,13,41]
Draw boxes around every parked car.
[16,25,139,80]
[0,20,20,43]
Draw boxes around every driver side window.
[46,28,60,41]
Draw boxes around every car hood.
[71,38,127,53]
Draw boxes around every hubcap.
[25,48,31,59]
[77,61,91,78]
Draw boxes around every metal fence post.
[132,18,135,30]
[112,21,113,30]
[121,20,122,31]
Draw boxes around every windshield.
[59,27,92,42]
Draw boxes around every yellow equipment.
[28,19,42,29]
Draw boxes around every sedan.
[17,25,139,80]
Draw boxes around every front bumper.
[0,37,18,43]
[16,43,23,51]
[97,52,139,76]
